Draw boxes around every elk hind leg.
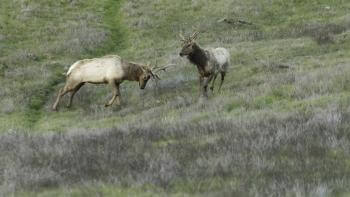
[218,72,226,92]
[210,73,218,91]
[52,83,74,111]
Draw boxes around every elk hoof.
[210,87,214,91]
[104,103,110,107]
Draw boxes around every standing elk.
[52,55,166,111]
[179,31,230,98]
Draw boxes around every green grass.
[16,185,170,197]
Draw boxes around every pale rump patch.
[211,48,230,66]
[67,61,80,76]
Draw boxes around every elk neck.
[124,62,144,81]
[187,43,209,70]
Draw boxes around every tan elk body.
[52,55,158,111]
[179,32,230,97]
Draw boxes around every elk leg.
[203,75,214,98]
[210,73,218,91]
[67,83,84,108]
[218,72,226,92]
[199,75,204,96]
[105,81,119,107]
[115,83,121,106]
[52,85,71,111]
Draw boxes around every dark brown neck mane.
[123,61,143,81]
[187,43,208,68]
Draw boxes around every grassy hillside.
[1,0,350,196]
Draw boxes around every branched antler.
[150,64,175,80]
[179,33,186,42]
[190,31,200,41]
[153,64,175,73]
[179,31,200,44]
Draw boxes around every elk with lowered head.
[179,32,230,98]
[52,55,163,111]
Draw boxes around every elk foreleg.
[202,74,214,98]
[105,81,119,107]
[199,75,204,96]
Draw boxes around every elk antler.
[190,31,200,42]
[150,71,160,80]
[179,33,186,42]
[143,63,160,80]
[150,64,175,80]
[152,64,175,73]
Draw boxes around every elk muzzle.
[139,78,149,89]
[139,81,145,89]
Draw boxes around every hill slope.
[1,0,350,196]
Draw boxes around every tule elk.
[52,55,163,111]
[179,32,230,98]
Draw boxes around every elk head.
[139,63,156,89]
[139,63,174,89]
[179,31,200,57]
